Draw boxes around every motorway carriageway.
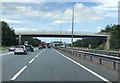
[1,48,118,82]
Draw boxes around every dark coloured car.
[47,45,51,48]
[25,45,34,52]
[43,45,46,49]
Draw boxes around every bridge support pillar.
[104,35,110,50]
[19,34,21,45]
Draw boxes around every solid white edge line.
[29,58,35,64]
[53,48,112,83]
[10,66,27,80]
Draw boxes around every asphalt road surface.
[2,48,118,82]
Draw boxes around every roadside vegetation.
[1,21,41,47]
[0,47,8,51]
[73,24,120,50]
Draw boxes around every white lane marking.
[10,49,46,81]
[35,53,39,58]
[30,49,46,63]
[0,52,13,56]
[35,55,38,58]
[10,66,27,81]
[35,49,46,58]
[35,51,42,57]
[29,58,35,64]
[53,49,112,83]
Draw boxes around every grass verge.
[0,47,8,51]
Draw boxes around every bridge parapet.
[15,31,108,37]
[95,32,110,36]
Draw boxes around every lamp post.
[19,34,21,45]
[60,20,62,47]
[71,2,75,50]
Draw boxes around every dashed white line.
[53,49,112,83]
[10,66,27,81]
[35,49,46,58]
[35,52,42,58]
[10,49,46,81]
[35,55,38,58]
[29,58,35,64]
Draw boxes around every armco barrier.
[54,47,120,70]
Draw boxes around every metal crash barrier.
[54,47,120,70]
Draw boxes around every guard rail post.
[100,59,102,64]
[90,56,92,61]
[113,62,116,69]
[84,55,86,59]
[77,52,79,57]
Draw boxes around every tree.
[21,36,41,47]
[110,25,120,49]
[73,38,104,49]
[1,21,17,46]
[101,24,120,49]
[73,39,82,47]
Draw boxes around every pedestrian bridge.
[15,31,108,39]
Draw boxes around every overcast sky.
[1,0,119,43]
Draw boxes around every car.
[9,46,15,51]
[25,45,34,52]
[14,45,27,55]
[42,45,46,49]
[38,46,42,49]
[39,45,46,49]
[47,45,51,48]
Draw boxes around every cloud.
[14,28,39,34]
[96,26,103,32]
[55,3,105,23]
[2,1,117,24]
[1,0,43,3]
[1,18,24,23]
[91,0,119,17]
[12,5,61,20]
[3,2,106,23]
[1,0,119,2]
[105,12,118,17]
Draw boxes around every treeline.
[101,24,120,49]
[73,24,120,50]
[1,21,41,47]
[73,38,105,49]
[1,21,18,46]
[21,36,41,47]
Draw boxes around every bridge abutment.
[104,35,110,50]
[19,34,21,45]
